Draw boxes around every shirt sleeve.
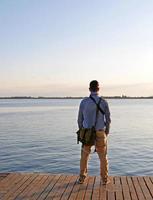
[77,100,84,129]
[104,101,111,132]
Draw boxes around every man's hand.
[105,126,110,136]
[105,131,109,136]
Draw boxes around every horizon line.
[0,95,153,99]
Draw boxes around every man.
[77,80,111,184]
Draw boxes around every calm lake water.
[0,98,153,176]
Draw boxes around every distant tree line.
[0,95,153,99]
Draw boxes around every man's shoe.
[101,178,110,185]
[78,175,86,184]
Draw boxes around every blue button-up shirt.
[77,92,111,131]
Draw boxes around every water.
[0,98,153,176]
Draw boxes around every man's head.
[89,80,100,92]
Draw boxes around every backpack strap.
[90,95,105,115]
[94,97,101,127]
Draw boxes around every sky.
[0,0,153,97]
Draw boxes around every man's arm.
[104,101,111,135]
[77,101,84,129]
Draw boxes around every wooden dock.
[0,173,153,200]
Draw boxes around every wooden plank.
[68,176,82,200]
[27,174,49,200]
[137,176,152,200]
[53,175,72,200]
[0,173,9,181]
[132,177,145,200]
[126,176,138,200]
[76,176,89,200]
[114,176,124,200]
[37,174,61,200]
[0,173,16,199]
[60,175,78,200]
[121,176,131,200]
[0,173,19,188]
[0,173,9,177]
[45,175,66,200]
[15,174,44,200]
[0,173,153,200]
[107,176,115,200]
[0,173,14,191]
[84,176,95,200]
[92,176,100,200]
[0,173,26,199]
[143,176,153,198]
[150,176,153,184]
[9,174,37,200]
[99,178,107,200]
[2,174,31,200]
[51,176,70,200]
[22,174,48,200]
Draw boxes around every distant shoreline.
[0,96,153,99]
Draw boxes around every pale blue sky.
[0,0,153,96]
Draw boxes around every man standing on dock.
[77,80,111,184]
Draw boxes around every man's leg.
[95,130,108,183]
[80,145,92,177]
